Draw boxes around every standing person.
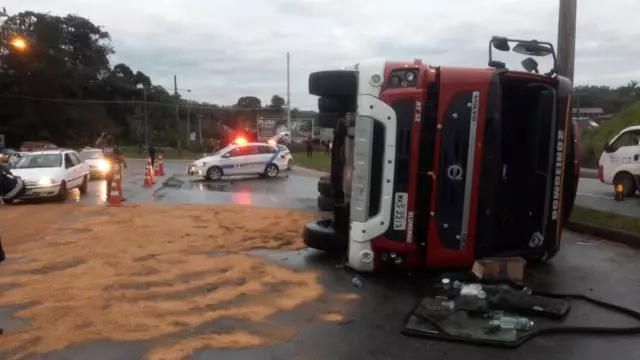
[324,139,331,156]
[95,132,127,201]
[147,144,157,169]
[306,135,314,158]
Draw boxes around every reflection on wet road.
[11,159,323,211]
[75,159,321,210]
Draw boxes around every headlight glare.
[38,177,56,186]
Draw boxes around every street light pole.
[143,86,149,148]
[557,0,577,83]
[186,105,191,147]
[286,52,291,133]
[174,74,181,157]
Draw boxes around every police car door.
[250,145,277,173]
[221,146,250,175]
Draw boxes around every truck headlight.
[38,177,57,186]
[97,159,111,173]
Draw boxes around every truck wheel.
[317,113,338,129]
[303,219,347,253]
[317,195,334,211]
[309,70,358,98]
[318,97,339,113]
[613,172,637,197]
[317,177,333,196]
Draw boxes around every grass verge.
[570,205,640,234]
[293,152,331,172]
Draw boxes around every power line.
[0,93,320,111]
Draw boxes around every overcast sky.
[6,0,640,108]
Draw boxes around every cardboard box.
[471,257,526,283]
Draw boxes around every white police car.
[188,139,293,181]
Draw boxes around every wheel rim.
[210,168,221,180]
[267,166,278,177]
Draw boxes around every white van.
[597,125,640,196]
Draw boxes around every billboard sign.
[256,116,314,142]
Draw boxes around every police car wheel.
[287,159,293,170]
[265,164,279,178]
[206,166,223,181]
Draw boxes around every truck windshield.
[14,154,62,169]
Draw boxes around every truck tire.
[309,70,358,98]
[318,97,339,113]
[317,195,334,211]
[317,177,333,196]
[317,113,338,129]
[303,219,347,253]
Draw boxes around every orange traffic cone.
[108,163,123,206]
[143,160,153,187]
[155,154,165,177]
[614,183,624,201]
[147,158,156,184]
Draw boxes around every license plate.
[393,192,408,230]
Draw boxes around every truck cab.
[303,37,578,272]
[597,125,640,196]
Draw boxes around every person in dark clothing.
[95,132,127,200]
[306,135,314,158]
[148,145,156,168]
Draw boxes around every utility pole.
[186,105,191,147]
[174,74,181,156]
[143,86,149,149]
[286,52,291,133]
[557,0,577,83]
[198,115,203,147]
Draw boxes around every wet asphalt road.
[31,232,640,360]
[577,177,640,217]
[7,159,640,360]
[58,158,321,210]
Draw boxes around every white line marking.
[577,192,612,199]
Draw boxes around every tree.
[236,96,261,109]
[0,10,182,147]
[269,94,285,109]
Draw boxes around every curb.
[580,168,597,179]
[294,166,329,176]
[566,221,640,248]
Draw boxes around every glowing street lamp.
[9,37,27,50]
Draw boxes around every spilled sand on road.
[0,204,359,360]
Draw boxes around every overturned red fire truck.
[303,36,580,272]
